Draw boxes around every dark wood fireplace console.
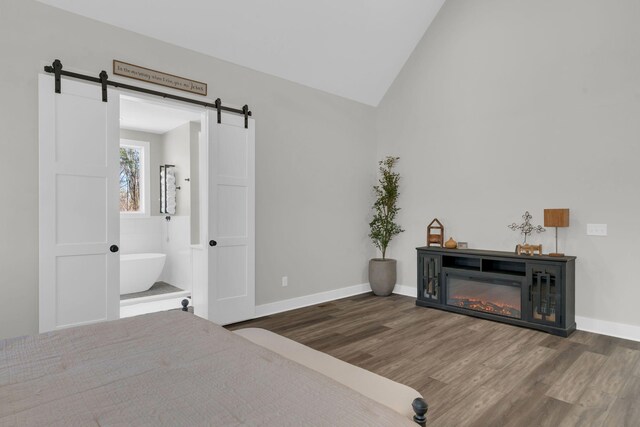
[416,247,576,337]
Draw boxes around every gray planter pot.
[369,258,397,296]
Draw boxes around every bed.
[1,311,427,426]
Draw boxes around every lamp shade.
[544,209,569,228]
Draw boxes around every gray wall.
[6,0,634,339]
[0,0,375,339]
[376,0,640,327]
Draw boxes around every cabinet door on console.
[528,264,563,327]
[418,254,441,303]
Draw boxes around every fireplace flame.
[449,296,521,319]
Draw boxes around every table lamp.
[544,209,569,257]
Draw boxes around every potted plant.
[368,156,404,296]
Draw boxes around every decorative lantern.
[427,218,444,247]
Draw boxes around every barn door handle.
[209,240,217,247]
[110,245,119,253]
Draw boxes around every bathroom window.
[120,139,150,217]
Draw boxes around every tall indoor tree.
[368,156,404,296]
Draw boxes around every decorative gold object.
[516,244,542,256]
[444,237,458,249]
[427,218,444,247]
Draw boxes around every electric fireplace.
[446,275,522,319]
[416,247,576,337]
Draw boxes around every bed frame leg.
[412,397,428,426]
[181,299,189,312]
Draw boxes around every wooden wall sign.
[113,60,207,96]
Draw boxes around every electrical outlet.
[587,224,607,236]
[282,276,288,287]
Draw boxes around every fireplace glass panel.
[422,256,440,301]
[446,276,521,319]
[531,271,558,324]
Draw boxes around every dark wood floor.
[228,293,640,427]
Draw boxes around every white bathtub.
[120,253,167,295]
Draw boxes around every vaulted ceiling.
[37,0,445,106]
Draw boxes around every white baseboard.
[254,283,416,318]
[120,295,188,318]
[392,284,416,297]
[576,316,640,342]
[255,283,372,318]
[120,290,189,307]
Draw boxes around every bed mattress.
[0,311,415,426]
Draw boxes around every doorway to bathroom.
[118,95,201,318]
[38,72,255,333]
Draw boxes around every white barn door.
[207,111,255,325]
[39,74,120,332]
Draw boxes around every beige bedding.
[0,311,415,426]
[234,328,421,419]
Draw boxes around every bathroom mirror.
[160,164,177,215]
